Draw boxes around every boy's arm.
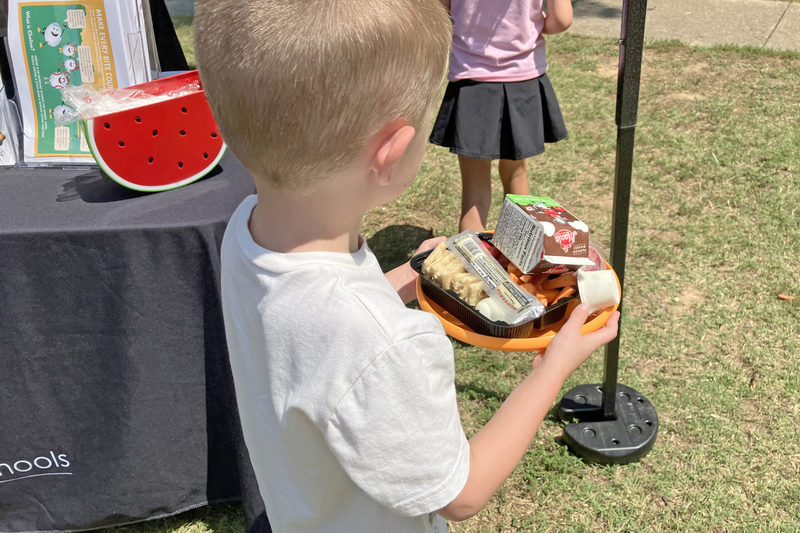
[438,305,620,521]
[385,236,447,304]
[542,0,573,34]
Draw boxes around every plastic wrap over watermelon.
[84,70,226,192]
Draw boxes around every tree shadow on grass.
[367,224,434,272]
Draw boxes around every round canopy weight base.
[558,383,658,465]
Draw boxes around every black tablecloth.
[0,152,270,532]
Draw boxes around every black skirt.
[429,73,567,160]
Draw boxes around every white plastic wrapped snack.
[475,297,505,322]
[55,82,202,126]
[576,269,620,313]
[446,231,545,325]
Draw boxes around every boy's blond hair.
[194,0,451,191]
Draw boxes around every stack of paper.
[5,0,154,165]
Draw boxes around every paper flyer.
[6,0,152,164]
[0,82,20,167]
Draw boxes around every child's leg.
[498,158,530,196]
[458,155,492,233]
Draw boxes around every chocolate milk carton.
[492,195,594,274]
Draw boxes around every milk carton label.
[493,195,593,274]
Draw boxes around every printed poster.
[7,0,151,164]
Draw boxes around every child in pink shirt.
[430,0,574,232]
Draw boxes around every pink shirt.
[448,0,548,82]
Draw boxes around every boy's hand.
[536,304,620,378]
[386,236,447,304]
[412,235,447,257]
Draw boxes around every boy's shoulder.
[222,195,446,342]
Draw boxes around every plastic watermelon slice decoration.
[84,70,226,192]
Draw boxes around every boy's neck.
[248,171,368,254]
[245,118,422,255]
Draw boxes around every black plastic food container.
[410,235,578,338]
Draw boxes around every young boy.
[195,1,619,532]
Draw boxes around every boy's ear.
[371,120,417,184]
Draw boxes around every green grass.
[122,24,800,533]
[171,16,195,69]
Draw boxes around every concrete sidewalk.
[165,0,800,53]
[569,0,798,51]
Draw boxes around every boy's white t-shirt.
[220,196,470,533]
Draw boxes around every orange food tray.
[416,262,620,352]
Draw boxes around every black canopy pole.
[602,0,648,419]
[556,0,658,465]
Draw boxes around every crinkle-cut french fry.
[507,263,524,278]
[519,282,537,294]
[537,289,560,304]
[542,272,578,290]
[530,274,546,291]
[553,285,576,304]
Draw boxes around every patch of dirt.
[664,91,703,103]
[596,60,619,79]
[668,284,705,315]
